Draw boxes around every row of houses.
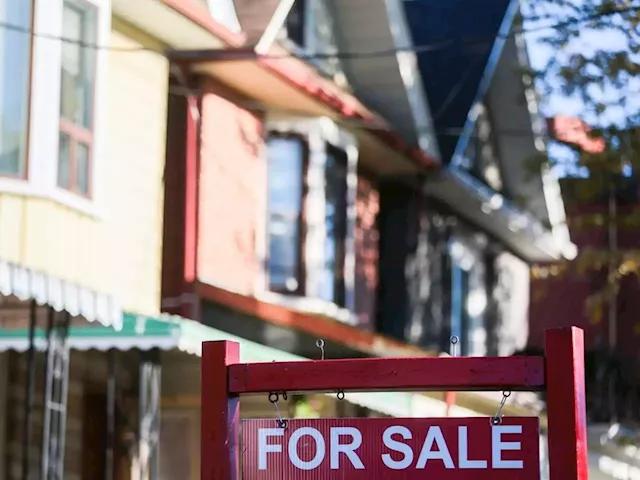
[0,0,587,479]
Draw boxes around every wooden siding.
[0,20,168,316]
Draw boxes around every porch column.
[21,300,37,480]
[138,349,161,480]
[105,349,117,480]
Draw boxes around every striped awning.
[0,259,122,329]
[0,311,451,418]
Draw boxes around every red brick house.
[160,0,573,422]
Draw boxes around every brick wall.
[529,202,640,361]
[196,81,266,295]
[354,173,379,330]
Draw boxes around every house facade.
[162,0,571,436]
[0,0,191,478]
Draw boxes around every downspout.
[174,66,202,321]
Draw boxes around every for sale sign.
[242,417,540,479]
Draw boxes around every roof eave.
[427,168,577,263]
[111,0,246,50]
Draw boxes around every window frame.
[322,142,349,307]
[263,117,359,320]
[265,132,309,296]
[448,236,488,357]
[0,0,35,180]
[58,0,98,198]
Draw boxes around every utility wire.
[0,4,638,59]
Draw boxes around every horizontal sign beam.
[227,356,545,394]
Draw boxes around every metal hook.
[316,339,325,361]
[269,392,288,429]
[450,335,459,357]
[490,391,512,425]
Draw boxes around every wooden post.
[201,341,240,480]
[545,327,589,479]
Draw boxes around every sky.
[523,10,639,177]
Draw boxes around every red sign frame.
[201,327,589,480]
[242,417,541,479]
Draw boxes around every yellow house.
[0,4,168,322]
[0,0,239,478]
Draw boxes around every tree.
[522,0,640,323]
[520,0,640,422]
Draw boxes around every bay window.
[59,0,97,196]
[265,120,357,316]
[0,0,32,177]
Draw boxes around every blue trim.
[451,0,520,166]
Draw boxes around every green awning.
[0,312,443,418]
[0,312,306,363]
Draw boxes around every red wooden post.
[201,341,240,480]
[544,327,589,480]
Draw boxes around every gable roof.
[403,0,515,162]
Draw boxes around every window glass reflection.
[320,145,348,306]
[267,137,305,292]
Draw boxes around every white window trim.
[0,0,110,218]
[262,117,359,325]
[383,0,440,160]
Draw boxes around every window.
[58,0,97,196]
[321,145,348,306]
[267,135,306,294]
[0,0,32,177]
[265,125,354,311]
[284,0,306,47]
[449,240,487,356]
[281,0,345,82]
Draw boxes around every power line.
[1,4,638,60]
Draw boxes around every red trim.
[259,57,439,169]
[194,281,432,358]
[227,356,545,394]
[161,0,246,47]
[183,94,199,285]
